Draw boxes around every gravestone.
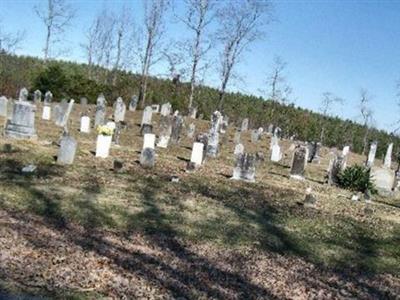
[234,130,241,144]
[270,135,279,150]
[59,99,75,127]
[44,91,53,104]
[304,187,317,208]
[94,94,107,126]
[342,145,350,157]
[271,143,282,162]
[160,103,172,116]
[170,115,183,144]
[113,122,122,145]
[80,116,91,133]
[394,171,400,191]
[232,153,256,182]
[371,167,395,193]
[113,97,126,123]
[19,87,28,102]
[290,146,307,180]
[57,135,77,165]
[328,155,345,185]
[5,92,37,139]
[141,106,153,127]
[151,104,160,113]
[234,143,244,156]
[196,133,208,162]
[241,118,249,132]
[187,123,195,139]
[140,133,156,168]
[188,106,197,119]
[53,104,62,123]
[0,96,8,117]
[80,97,88,115]
[307,142,320,163]
[366,141,378,167]
[140,124,153,136]
[187,142,204,171]
[251,130,259,143]
[206,111,222,157]
[129,95,138,111]
[384,143,393,169]
[274,127,282,138]
[157,115,172,148]
[33,90,42,104]
[220,115,229,134]
[267,124,274,134]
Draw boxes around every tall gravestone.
[5,88,37,139]
[0,96,8,117]
[157,115,172,148]
[60,99,75,128]
[95,94,107,127]
[170,115,183,144]
[232,153,256,182]
[290,146,307,180]
[113,97,126,123]
[384,143,393,169]
[55,99,68,126]
[42,91,52,120]
[206,111,222,157]
[366,141,378,168]
[271,143,282,162]
[57,134,77,165]
[220,115,229,134]
[33,90,42,104]
[129,95,138,112]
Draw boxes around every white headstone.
[113,97,126,123]
[42,106,51,120]
[141,106,153,126]
[190,142,204,166]
[160,103,172,116]
[384,143,393,169]
[342,146,350,157]
[367,141,378,167]
[143,133,156,150]
[241,118,249,131]
[80,116,91,133]
[271,144,282,162]
[234,143,244,156]
[106,121,116,131]
[371,167,395,193]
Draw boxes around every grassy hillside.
[0,53,399,158]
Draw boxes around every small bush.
[338,165,377,194]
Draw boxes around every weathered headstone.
[170,115,183,144]
[129,95,138,111]
[206,111,222,157]
[328,155,345,185]
[140,133,156,168]
[44,91,53,104]
[232,153,256,182]
[307,142,320,163]
[187,123,195,139]
[371,167,395,194]
[251,129,259,143]
[156,115,172,148]
[19,87,28,102]
[220,115,229,134]
[113,97,126,123]
[57,134,77,165]
[80,116,90,133]
[160,103,172,116]
[234,143,244,156]
[234,130,241,144]
[271,143,282,162]
[33,90,42,104]
[5,95,37,139]
[366,141,378,167]
[141,124,153,136]
[384,143,393,169]
[59,99,75,127]
[270,135,279,150]
[290,146,307,180]
[0,96,8,117]
[112,122,122,145]
[80,97,88,115]
[187,142,204,171]
[141,106,153,127]
[304,187,317,208]
[241,118,249,132]
[95,94,107,127]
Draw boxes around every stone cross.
[95,94,107,127]
[241,118,249,132]
[290,146,307,180]
[19,87,28,101]
[232,153,256,182]
[34,90,42,104]
[113,97,126,123]
[384,143,393,169]
[206,111,222,157]
[5,100,37,139]
[170,115,183,144]
[57,134,77,165]
[366,141,378,168]
[140,133,156,168]
[157,115,172,148]
[129,95,138,111]
[0,96,8,117]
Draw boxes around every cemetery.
[0,89,399,299]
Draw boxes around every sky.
[1,0,399,132]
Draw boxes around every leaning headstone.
[241,118,249,132]
[234,143,244,156]
[33,90,42,104]
[5,94,37,139]
[113,97,126,123]
[366,141,378,168]
[94,94,107,127]
[0,96,8,117]
[328,155,345,185]
[140,133,156,169]
[156,115,172,148]
[384,143,393,169]
[170,115,183,144]
[141,106,153,127]
[206,111,222,157]
[371,167,395,194]
[271,143,282,162]
[187,142,204,171]
[187,123,195,139]
[57,134,77,165]
[232,153,256,182]
[128,95,138,111]
[290,146,307,180]
[80,116,91,133]
[160,103,172,116]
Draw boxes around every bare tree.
[358,89,374,155]
[265,56,292,104]
[179,0,215,111]
[35,0,75,61]
[0,23,25,54]
[138,0,169,108]
[394,80,400,133]
[319,92,344,144]
[216,0,271,109]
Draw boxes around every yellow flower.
[97,125,114,136]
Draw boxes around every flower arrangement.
[97,125,114,136]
